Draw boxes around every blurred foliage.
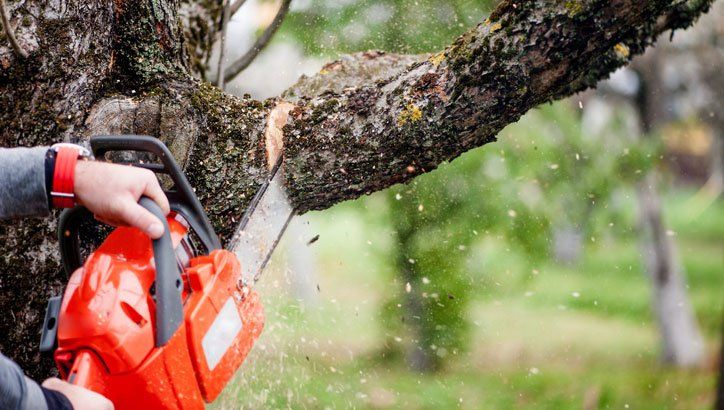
[284,0,495,55]
[280,0,497,370]
[216,1,723,405]
[373,102,659,370]
[381,185,473,371]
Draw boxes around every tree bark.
[0,0,714,378]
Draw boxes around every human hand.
[73,161,170,239]
[42,378,114,410]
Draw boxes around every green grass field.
[213,188,723,409]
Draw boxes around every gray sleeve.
[0,147,50,219]
[0,353,48,410]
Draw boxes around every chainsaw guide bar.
[228,158,295,288]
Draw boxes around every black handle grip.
[91,135,221,252]
[138,197,184,347]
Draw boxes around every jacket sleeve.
[0,353,48,410]
[0,147,50,219]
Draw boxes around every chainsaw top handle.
[59,135,221,275]
[137,196,185,347]
[91,135,221,251]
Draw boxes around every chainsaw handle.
[57,198,184,347]
[139,197,185,346]
[90,135,221,252]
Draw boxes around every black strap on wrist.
[45,148,57,210]
[41,386,74,410]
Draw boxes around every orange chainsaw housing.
[54,214,264,409]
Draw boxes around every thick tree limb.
[279,0,715,212]
[0,0,714,378]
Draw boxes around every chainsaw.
[38,135,294,409]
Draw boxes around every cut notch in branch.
[264,101,294,169]
[223,0,292,83]
[0,0,28,58]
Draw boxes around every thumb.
[119,201,166,239]
[41,377,63,388]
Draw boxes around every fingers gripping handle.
[91,134,221,251]
[139,197,184,347]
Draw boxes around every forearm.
[0,147,50,219]
[0,353,48,410]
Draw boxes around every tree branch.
[215,0,232,90]
[283,51,426,100]
[0,0,27,58]
[277,0,715,213]
[229,0,250,17]
[223,0,292,82]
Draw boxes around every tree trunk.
[629,48,705,366]
[552,225,584,265]
[707,130,723,195]
[636,173,705,366]
[0,0,714,378]
[388,188,437,373]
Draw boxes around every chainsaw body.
[40,136,264,409]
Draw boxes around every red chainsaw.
[38,135,295,409]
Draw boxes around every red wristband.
[51,146,80,208]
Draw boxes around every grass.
[212,188,722,409]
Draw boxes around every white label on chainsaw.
[202,297,243,371]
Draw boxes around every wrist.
[47,143,91,209]
[40,386,73,410]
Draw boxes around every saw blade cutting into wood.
[228,159,295,288]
